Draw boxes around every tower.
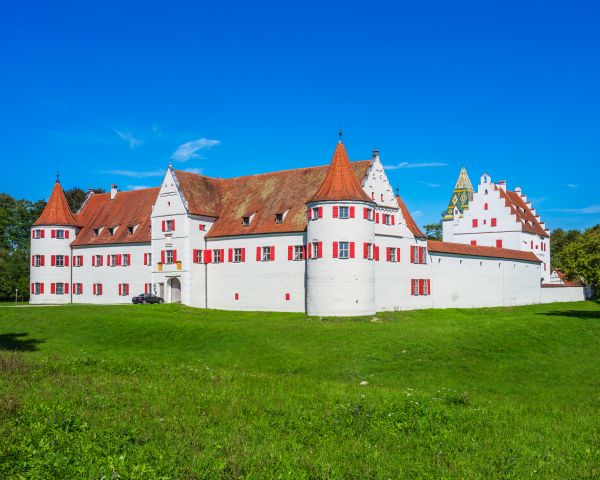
[30,179,78,304]
[305,138,377,316]
[442,167,474,241]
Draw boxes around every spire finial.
[338,129,343,143]
[55,171,60,183]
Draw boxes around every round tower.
[30,179,78,304]
[306,138,377,316]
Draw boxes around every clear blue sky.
[1,0,599,230]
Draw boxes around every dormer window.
[127,225,135,235]
[242,216,251,227]
[94,228,100,237]
[275,213,284,224]
[108,227,116,236]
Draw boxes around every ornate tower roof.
[309,139,373,203]
[443,167,474,220]
[33,180,78,226]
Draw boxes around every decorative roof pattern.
[427,240,542,263]
[496,187,549,237]
[33,181,78,227]
[309,142,374,203]
[444,167,474,220]
[71,188,159,246]
[396,195,427,239]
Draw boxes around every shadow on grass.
[538,310,600,320]
[0,333,44,351]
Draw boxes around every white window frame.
[365,243,373,260]
[389,248,397,262]
[123,254,129,267]
[34,255,42,267]
[119,283,129,296]
[293,245,304,261]
[365,208,374,221]
[93,284,102,296]
[383,214,391,225]
[56,229,65,239]
[34,283,41,295]
[311,207,319,220]
[423,279,429,296]
[95,255,102,267]
[194,250,203,263]
[312,241,320,259]
[233,248,243,263]
[55,255,64,267]
[110,254,118,267]
[33,229,42,239]
[412,279,419,296]
[212,249,222,264]
[262,246,271,262]
[74,256,82,267]
[56,283,64,295]
[165,220,175,232]
[73,283,82,295]
[165,250,174,264]
[338,241,349,259]
[339,206,349,219]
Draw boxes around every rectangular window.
[165,220,175,232]
[363,242,373,260]
[412,279,419,296]
[93,283,103,296]
[199,224,206,231]
[118,283,129,296]
[56,229,65,239]
[73,283,83,295]
[143,253,152,266]
[56,283,64,295]
[110,254,118,267]
[212,249,222,264]
[262,246,271,262]
[338,241,349,259]
[312,207,319,219]
[55,255,64,267]
[339,206,349,219]
[73,255,83,267]
[311,241,321,259]
[420,246,427,264]
[33,283,42,295]
[389,247,397,262]
[193,249,203,263]
[383,214,391,225]
[363,208,373,221]
[165,250,174,264]
[123,254,130,267]
[94,255,103,267]
[33,229,43,239]
[275,213,284,223]
[242,216,250,226]
[293,245,305,261]
[422,279,429,295]
[233,248,243,263]
[34,255,43,267]
[411,279,431,296]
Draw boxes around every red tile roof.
[396,195,427,239]
[427,240,542,263]
[496,187,549,237]
[176,160,372,238]
[33,181,78,227]
[546,269,584,287]
[71,188,159,246]
[309,142,374,203]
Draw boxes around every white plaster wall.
[206,233,306,312]
[429,253,541,308]
[30,225,77,304]
[540,287,585,303]
[306,201,375,316]
[362,154,398,208]
[71,243,152,304]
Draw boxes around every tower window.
[338,241,349,259]
[339,206,349,219]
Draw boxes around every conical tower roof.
[443,166,474,220]
[310,140,373,203]
[33,180,78,226]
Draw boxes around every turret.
[305,137,377,316]
[442,166,474,241]
[30,179,78,304]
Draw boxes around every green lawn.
[1,302,599,479]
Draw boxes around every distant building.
[29,138,584,314]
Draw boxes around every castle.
[29,138,584,314]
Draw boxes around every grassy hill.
[1,302,599,479]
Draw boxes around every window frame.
[311,241,320,259]
[338,241,349,259]
[212,249,222,264]
[55,255,64,267]
[293,245,305,261]
[233,248,243,263]
[55,282,64,295]
[261,246,271,262]
[55,229,65,239]
[338,206,349,219]
[165,250,174,264]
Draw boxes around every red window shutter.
[204,250,212,264]
[99,284,103,295]
[119,284,122,295]
[173,250,178,263]
[410,246,415,263]
[418,279,424,295]
[386,247,391,262]
[51,229,56,238]
[350,206,355,218]
[161,250,165,263]
[51,255,56,266]
[411,279,415,296]
[65,255,69,267]
[41,230,45,238]
[350,242,355,258]
[333,206,339,218]
[51,283,56,294]
[270,246,275,261]
[41,255,45,266]
[31,255,35,266]
[31,282,34,293]
[285,293,290,301]
[391,215,395,225]
[106,254,110,266]
[64,283,69,294]
[172,219,176,230]
[318,242,323,258]
[92,255,96,266]
[318,207,323,219]
[363,207,368,219]
[491,218,497,227]
[484,203,488,210]
[80,284,83,295]
[472,219,478,227]
[363,243,368,259]
[256,246,261,261]
[126,284,129,295]
[65,230,70,239]
[307,243,312,259]
[427,279,431,295]
[228,248,233,262]
[31,231,35,239]
[220,249,224,262]
[470,240,477,246]
[40,283,44,294]
[192,249,197,263]
[375,213,380,224]
[235,293,239,300]
[162,220,166,232]
[397,248,401,262]
[374,245,380,261]
[126,254,130,265]
[496,239,503,248]
[144,283,148,294]
[333,241,338,258]
[143,253,147,265]
[302,245,306,259]
[307,208,312,220]
[241,248,246,262]
[418,247,423,264]
[288,245,293,260]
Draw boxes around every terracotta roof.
[396,195,427,239]
[33,181,78,226]
[71,188,159,246]
[309,142,374,203]
[194,160,372,238]
[550,269,584,287]
[174,171,223,217]
[427,240,542,263]
[496,187,549,237]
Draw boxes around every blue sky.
[1,0,599,230]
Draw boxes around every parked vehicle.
[132,293,164,304]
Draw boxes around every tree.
[550,227,581,271]
[560,225,600,295]
[64,187,105,213]
[422,210,446,240]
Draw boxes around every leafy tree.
[560,226,600,295]
[422,211,446,240]
[64,187,105,212]
[550,227,581,271]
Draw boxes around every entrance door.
[169,277,181,303]
[158,283,165,300]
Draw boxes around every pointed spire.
[443,166,474,220]
[310,139,373,203]
[33,180,78,226]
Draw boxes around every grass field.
[1,302,599,479]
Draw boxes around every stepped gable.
[71,187,159,246]
[33,180,78,226]
[496,187,549,237]
[396,195,426,239]
[174,160,371,238]
[427,240,541,263]
[309,141,374,203]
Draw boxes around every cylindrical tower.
[306,139,377,316]
[30,180,78,304]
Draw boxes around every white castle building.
[29,139,585,314]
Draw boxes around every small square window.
[108,227,115,236]
[275,213,284,223]
[56,230,65,239]
[339,206,349,219]
[242,216,250,226]
[94,228,100,237]
[56,283,64,295]
[127,226,134,235]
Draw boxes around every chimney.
[497,180,506,191]
[515,186,522,195]
[111,184,118,200]
[372,148,380,160]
